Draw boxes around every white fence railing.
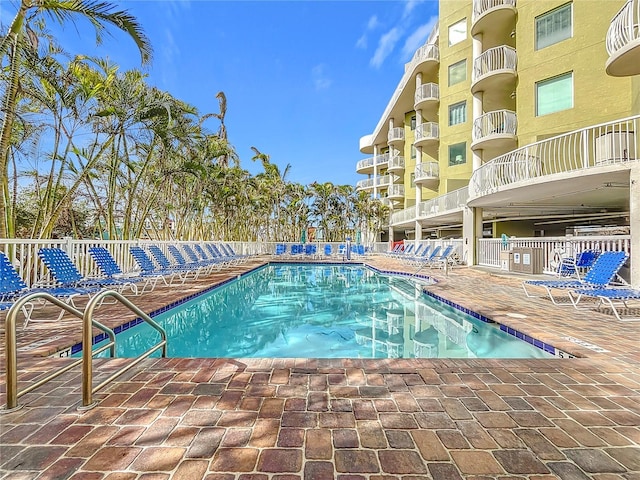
[472,109,517,142]
[606,0,640,56]
[473,46,517,82]
[477,236,632,277]
[472,0,517,23]
[415,82,439,105]
[470,115,640,198]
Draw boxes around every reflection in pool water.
[93,264,550,359]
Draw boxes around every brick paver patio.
[1,255,639,479]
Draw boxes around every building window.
[449,142,466,166]
[410,173,416,187]
[448,101,466,126]
[536,3,572,50]
[411,144,416,159]
[410,115,416,130]
[536,72,573,116]
[448,19,466,46]
[448,59,466,86]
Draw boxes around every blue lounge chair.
[275,244,287,256]
[38,247,132,293]
[182,244,225,272]
[324,244,332,257]
[568,287,640,322]
[3,251,97,326]
[304,244,317,257]
[130,246,189,285]
[207,243,240,265]
[223,243,249,263]
[405,245,432,265]
[167,245,213,276]
[522,250,629,305]
[428,245,456,269]
[88,247,158,294]
[410,245,442,267]
[556,249,600,279]
[148,245,200,280]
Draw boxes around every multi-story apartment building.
[357,0,640,285]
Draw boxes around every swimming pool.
[88,264,551,359]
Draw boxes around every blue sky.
[3,0,438,186]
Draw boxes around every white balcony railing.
[356,174,392,191]
[356,153,389,171]
[417,188,469,218]
[414,162,439,181]
[388,155,405,171]
[387,184,405,198]
[472,0,517,22]
[470,115,640,198]
[406,44,440,72]
[390,205,417,225]
[472,110,517,142]
[415,122,439,143]
[414,83,440,105]
[388,127,405,143]
[472,46,517,82]
[390,187,468,226]
[606,0,640,56]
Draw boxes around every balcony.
[471,0,517,36]
[414,122,439,148]
[606,0,640,76]
[471,110,517,151]
[387,155,405,174]
[471,46,517,94]
[356,153,389,174]
[414,83,439,113]
[469,115,639,201]
[405,44,439,74]
[388,127,405,145]
[387,184,405,200]
[414,162,439,189]
[356,174,391,192]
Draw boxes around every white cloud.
[370,27,401,69]
[312,64,332,91]
[400,17,437,60]
[367,15,380,30]
[402,0,425,20]
[356,15,381,49]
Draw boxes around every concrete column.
[462,206,483,266]
[373,144,379,199]
[630,166,640,288]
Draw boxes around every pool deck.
[1,255,639,479]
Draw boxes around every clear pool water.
[96,264,550,359]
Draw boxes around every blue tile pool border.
[57,261,570,359]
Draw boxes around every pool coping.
[57,261,567,360]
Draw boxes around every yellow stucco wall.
[515,1,634,145]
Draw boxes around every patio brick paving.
[0,254,639,479]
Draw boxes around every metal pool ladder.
[3,290,167,412]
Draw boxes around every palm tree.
[0,0,152,238]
